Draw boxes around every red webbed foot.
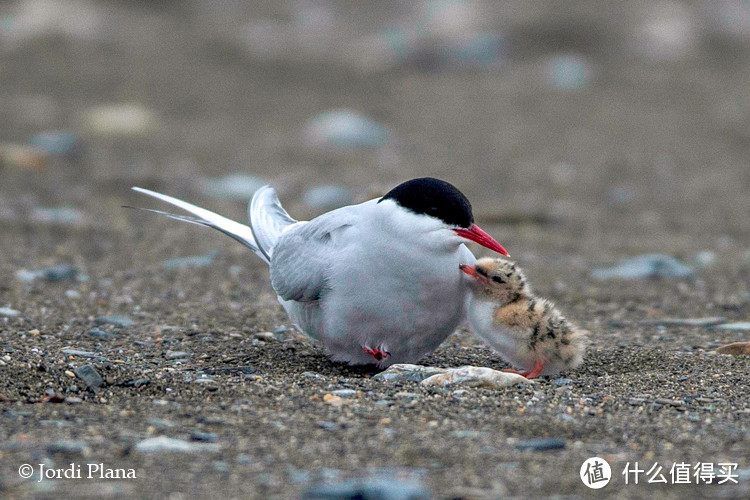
[363,346,390,362]
[502,359,545,379]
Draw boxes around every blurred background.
[2,0,750,307]
[2,2,750,497]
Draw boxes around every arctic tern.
[131,177,509,367]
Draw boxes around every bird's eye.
[491,275,505,284]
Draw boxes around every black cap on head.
[379,177,474,228]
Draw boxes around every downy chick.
[460,258,588,378]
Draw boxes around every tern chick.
[460,258,588,378]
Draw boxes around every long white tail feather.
[248,185,297,261]
[131,187,270,265]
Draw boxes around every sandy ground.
[1,1,750,498]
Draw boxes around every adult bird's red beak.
[454,224,509,257]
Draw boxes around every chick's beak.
[453,224,509,257]
[459,264,488,283]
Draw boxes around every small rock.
[29,131,79,155]
[303,109,388,150]
[88,328,115,339]
[716,342,750,355]
[301,371,326,379]
[44,264,78,281]
[692,251,716,268]
[46,440,91,456]
[64,289,81,299]
[190,431,218,442]
[200,174,266,201]
[63,349,100,359]
[550,378,573,386]
[82,103,158,138]
[714,323,750,331]
[303,185,353,211]
[0,307,22,318]
[73,364,104,388]
[330,389,358,398]
[304,475,430,500]
[253,331,276,341]
[515,438,566,451]
[316,420,338,431]
[372,364,447,383]
[94,315,134,328]
[544,53,595,91]
[135,436,219,454]
[591,254,694,280]
[31,207,86,227]
[163,250,218,270]
[166,351,192,360]
[0,143,47,170]
[421,366,529,388]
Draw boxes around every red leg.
[363,346,390,362]
[502,359,545,379]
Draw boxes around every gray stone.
[714,322,750,331]
[46,439,90,456]
[166,350,192,360]
[373,364,447,383]
[303,475,430,500]
[303,109,388,150]
[135,436,219,454]
[163,250,218,270]
[515,438,566,451]
[200,174,266,200]
[74,364,104,388]
[303,185,353,211]
[94,315,134,328]
[591,254,694,280]
[330,389,358,398]
[0,307,22,318]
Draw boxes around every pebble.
[303,475,430,500]
[88,328,115,339]
[166,351,192,360]
[163,250,218,270]
[16,265,79,283]
[716,342,750,355]
[31,207,86,227]
[692,251,716,268]
[94,315,134,328]
[303,185,353,211]
[0,307,22,318]
[46,440,91,456]
[200,174,266,201]
[515,438,566,451]
[544,53,595,91]
[421,366,529,388]
[29,131,78,155]
[190,431,218,442]
[63,349,100,359]
[135,436,219,454]
[714,323,750,331]
[330,389,358,398]
[65,289,81,299]
[550,378,573,386]
[372,364,447,383]
[591,254,694,280]
[0,142,48,169]
[82,103,158,138]
[44,264,79,282]
[73,364,104,389]
[317,420,338,431]
[303,109,388,150]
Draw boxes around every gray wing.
[269,210,355,303]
